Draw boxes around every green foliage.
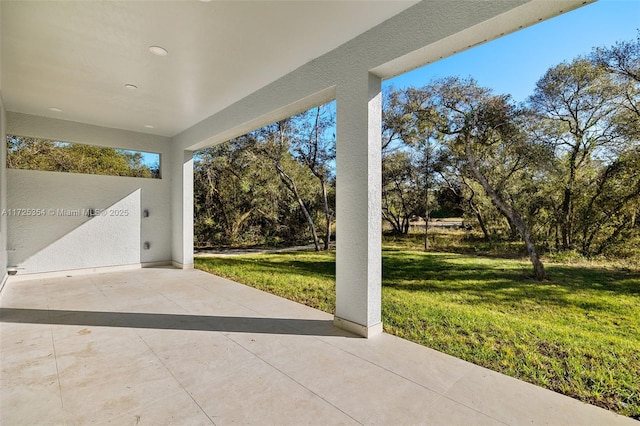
[382,86,445,235]
[381,150,424,234]
[193,35,640,259]
[380,34,640,260]
[193,112,336,249]
[195,242,640,418]
[6,135,158,178]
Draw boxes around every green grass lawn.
[195,241,640,418]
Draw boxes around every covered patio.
[0,0,604,337]
[1,0,635,424]
[1,268,634,425]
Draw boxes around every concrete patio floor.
[0,268,635,425]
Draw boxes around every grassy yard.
[195,235,640,418]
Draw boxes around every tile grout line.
[57,270,501,425]
[433,376,510,425]
[316,335,511,424]
[221,332,364,426]
[133,274,222,424]
[43,279,68,426]
[135,333,218,426]
[92,273,218,425]
[144,272,362,425]
[321,336,447,393]
[186,271,369,423]
[47,270,485,425]
[192,270,505,423]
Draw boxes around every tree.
[193,109,335,250]
[528,58,622,251]
[382,86,443,247]
[290,105,336,250]
[576,148,640,255]
[194,135,282,246]
[258,120,323,251]
[592,32,640,140]
[381,151,423,234]
[7,135,157,178]
[429,78,548,280]
[439,168,492,240]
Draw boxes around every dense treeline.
[381,34,639,276]
[194,106,335,250]
[7,136,159,178]
[195,35,639,273]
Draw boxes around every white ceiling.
[1,1,419,137]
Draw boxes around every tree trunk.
[561,187,572,250]
[230,209,253,242]
[320,178,332,250]
[467,189,490,240]
[465,142,547,280]
[473,204,490,240]
[561,149,579,251]
[382,197,404,234]
[506,216,519,241]
[424,194,430,250]
[276,164,320,251]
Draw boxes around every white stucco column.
[171,148,194,269]
[334,73,382,338]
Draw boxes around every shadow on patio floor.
[0,308,351,337]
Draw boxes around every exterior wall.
[6,113,171,275]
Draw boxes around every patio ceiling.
[0,1,418,137]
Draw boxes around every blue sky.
[384,0,640,102]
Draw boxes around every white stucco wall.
[170,147,193,268]
[6,113,171,275]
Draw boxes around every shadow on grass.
[196,256,336,281]
[384,232,529,258]
[196,249,639,312]
[381,250,640,312]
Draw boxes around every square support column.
[171,148,194,269]
[334,73,383,338]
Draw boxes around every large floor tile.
[0,382,65,425]
[444,365,636,425]
[228,332,441,424]
[186,356,358,425]
[103,389,213,425]
[139,328,257,389]
[320,332,475,394]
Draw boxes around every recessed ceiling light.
[49,107,63,112]
[144,125,155,129]
[149,46,168,56]
[125,84,138,90]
